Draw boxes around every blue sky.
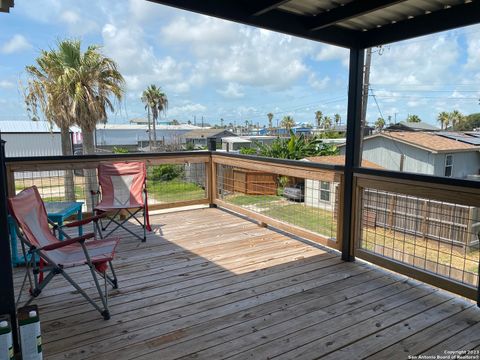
[1,0,479,127]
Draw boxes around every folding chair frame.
[14,218,118,320]
[92,186,148,243]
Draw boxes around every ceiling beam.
[148,0,362,48]
[358,1,480,48]
[309,0,407,31]
[0,0,14,13]
[251,0,291,16]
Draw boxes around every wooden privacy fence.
[363,189,478,247]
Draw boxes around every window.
[320,181,331,202]
[444,154,453,177]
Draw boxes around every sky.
[0,0,479,128]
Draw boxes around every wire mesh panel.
[216,163,339,242]
[359,187,480,288]
[146,162,207,204]
[9,160,208,210]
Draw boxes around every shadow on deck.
[13,207,480,360]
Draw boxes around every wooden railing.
[5,151,480,301]
[353,169,480,300]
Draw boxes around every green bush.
[150,164,184,181]
[239,147,257,155]
[112,146,129,154]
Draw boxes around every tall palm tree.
[25,48,76,200]
[406,114,421,123]
[334,113,341,128]
[142,84,168,149]
[281,115,295,132]
[315,111,323,128]
[33,40,124,209]
[450,110,464,130]
[267,112,274,129]
[323,116,332,130]
[437,111,449,130]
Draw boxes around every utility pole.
[194,115,196,126]
[361,47,372,132]
[201,116,204,128]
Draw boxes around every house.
[385,121,440,132]
[180,129,237,148]
[339,132,480,179]
[221,137,251,152]
[302,155,382,211]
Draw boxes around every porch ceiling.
[148,0,480,48]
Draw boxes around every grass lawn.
[147,180,206,203]
[227,194,282,208]
[224,194,336,238]
[263,203,336,238]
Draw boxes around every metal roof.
[0,121,61,133]
[148,0,480,48]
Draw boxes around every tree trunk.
[61,127,75,202]
[152,114,157,149]
[81,127,98,212]
[147,107,152,150]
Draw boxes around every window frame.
[444,154,453,177]
[319,181,331,202]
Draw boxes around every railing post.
[0,134,19,352]
[341,48,365,262]
[207,139,217,208]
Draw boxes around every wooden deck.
[13,207,480,359]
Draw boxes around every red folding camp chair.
[92,161,151,242]
[9,186,119,320]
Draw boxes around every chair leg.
[143,207,147,242]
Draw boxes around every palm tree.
[450,110,464,129]
[25,47,76,200]
[406,114,421,123]
[267,112,274,129]
[315,111,323,128]
[281,115,295,132]
[323,116,332,130]
[142,84,168,149]
[25,40,125,206]
[437,111,449,130]
[375,117,385,131]
[220,118,224,128]
[334,113,341,128]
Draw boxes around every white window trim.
[444,154,453,177]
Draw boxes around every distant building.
[0,121,81,157]
[339,132,480,179]
[129,117,177,126]
[385,121,440,132]
[181,129,237,147]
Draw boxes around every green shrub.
[150,164,184,181]
[112,146,129,154]
[239,147,257,155]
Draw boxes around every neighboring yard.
[147,180,206,203]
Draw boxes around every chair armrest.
[62,213,107,228]
[40,233,95,251]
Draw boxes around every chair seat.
[95,201,144,211]
[46,237,120,268]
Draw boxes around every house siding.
[340,136,434,174]
[433,152,480,178]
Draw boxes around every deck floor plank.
[13,208,478,360]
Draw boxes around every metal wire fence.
[216,164,338,241]
[359,187,480,287]
[11,161,208,212]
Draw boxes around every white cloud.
[0,80,14,89]
[160,17,312,90]
[168,103,207,118]
[370,34,459,86]
[59,10,98,35]
[217,83,244,99]
[1,35,32,54]
[314,45,349,67]
[308,74,330,90]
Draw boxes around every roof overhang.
[0,0,13,13]
[148,0,480,49]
